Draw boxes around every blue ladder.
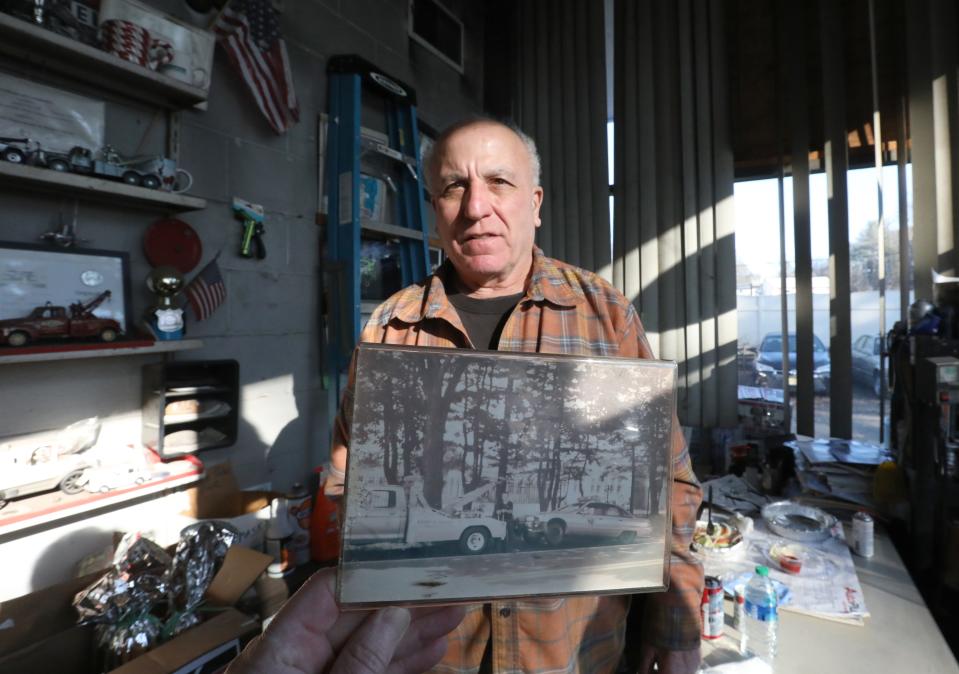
[324,55,432,392]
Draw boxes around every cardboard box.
[0,541,271,674]
[0,571,100,674]
[181,463,274,551]
[109,609,258,674]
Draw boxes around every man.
[329,118,703,674]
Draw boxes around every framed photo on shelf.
[338,344,677,608]
[0,242,132,338]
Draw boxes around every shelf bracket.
[166,110,181,164]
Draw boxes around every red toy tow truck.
[0,290,123,347]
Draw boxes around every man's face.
[430,122,543,294]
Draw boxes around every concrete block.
[282,43,322,159]
[289,155,318,216]
[228,270,316,335]
[179,123,231,203]
[104,102,166,157]
[341,0,407,56]
[195,334,314,391]
[286,0,377,62]
[0,357,146,439]
[228,138,297,213]
[287,216,322,275]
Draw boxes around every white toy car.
[82,464,156,493]
[0,454,90,507]
[0,417,101,508]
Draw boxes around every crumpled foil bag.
[164,520,238,636]
[95,613,162,669]
[74,534,172,626]
[73,533,172,668]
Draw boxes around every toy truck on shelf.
[0,137,43,165]
[0,140,185,191]
[45,145,164,189]
[0,290,122,347]
[345,480,507,555]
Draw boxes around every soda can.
[852,511,874,558]
[701,576,724,640]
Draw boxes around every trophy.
[147,266,184,340]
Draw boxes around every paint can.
[851,511,874,558]
[701,576,724,640]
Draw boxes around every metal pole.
[868,0,886,443]
[898,94,910,325]
[776,0,791,434]
[778,170,791,434]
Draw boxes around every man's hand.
[637,644,701,674]
[226,568,466,674]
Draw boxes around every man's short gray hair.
[422,116,541,195]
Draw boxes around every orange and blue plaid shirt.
[331,247,704,673]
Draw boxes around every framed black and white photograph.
[0,242,131,344]
[338,344,677,607]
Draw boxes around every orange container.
[310,466,341,564]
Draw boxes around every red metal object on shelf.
[310,466,341,564]
[144,218,202,274]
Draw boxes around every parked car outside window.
[752,332,831,394]
[852,334,887,397]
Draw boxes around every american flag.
[183,257,227,321]
[212,0,299,134]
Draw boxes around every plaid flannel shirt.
[330,247,704,673]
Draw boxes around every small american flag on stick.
[183,256,227,321]
[212,0,299,134]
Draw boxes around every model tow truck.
[345,480,508,555]
[45,145,165,189]
[0,290,122,347]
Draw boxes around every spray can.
[701,576,724,640]
[851,511,874,558]
[286,482,312,566]
[266,496,294,577]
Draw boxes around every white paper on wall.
[0,73,105,154]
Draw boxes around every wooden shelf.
[0,338,204,365]
[0,12,208,109]
[0,465,203,541]
[0,162,207,212]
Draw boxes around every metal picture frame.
[0,242,132,342]
[338,344,677,607]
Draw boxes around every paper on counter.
[698,520,869,625]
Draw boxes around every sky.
[606,121,913,282]
[734,164,913,278]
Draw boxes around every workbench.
[701,527,959,673]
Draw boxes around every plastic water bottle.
[742,565,778,665]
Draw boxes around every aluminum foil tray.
[761,501,837,542]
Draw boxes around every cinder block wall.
[0,0,483,597]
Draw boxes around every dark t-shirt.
[447,289,524,350]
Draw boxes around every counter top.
[702,527,958,673]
